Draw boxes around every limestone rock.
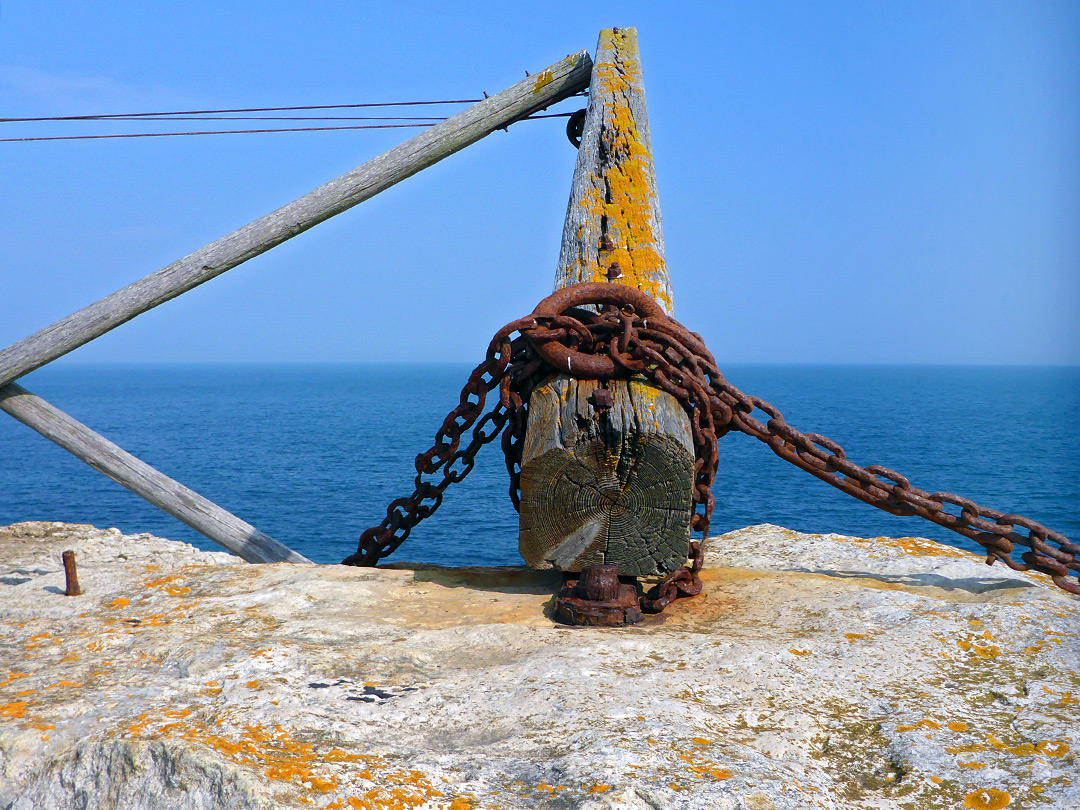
[1,520,1077,809]
[11,739,270,810]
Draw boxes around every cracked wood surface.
[519,377,693,575]
[519,29,695,577]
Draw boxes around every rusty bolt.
[553,563,644,627]
[599,235,614,252]
[607,262,623,280]
[62,550,82,596]
[576,564,620,601]
[589,389,614,411]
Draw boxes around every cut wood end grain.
[518,378,693,576]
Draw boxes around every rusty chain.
[341,316,543,566]
[344,282,1080,600]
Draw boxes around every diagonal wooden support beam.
[0,49,592,564]
[0,382,312,563]
[0,50,592,387]
[518,28,695,577]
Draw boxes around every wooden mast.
[518,28,695,577]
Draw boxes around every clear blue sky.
[2,1,1077,366]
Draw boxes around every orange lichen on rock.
[0,671,29,688]
[690,764,733,781]
[896,718,940,732]
[341,768,456,810]
[957,637,1002,658]
[838,533,971,559]
[143,574,192,596]
[120,711,472,809]
[1036,740,1070,757]
[964,788,1011,809]
[878,535,971,557]
[24,633,52,650]
[679,749,733,782]
[0,702,30,719]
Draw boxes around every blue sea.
[1,363,1077,567]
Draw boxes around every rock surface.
[1,520,1077,810]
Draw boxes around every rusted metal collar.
[554,564,643,626]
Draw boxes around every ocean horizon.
[2,361,1077,568]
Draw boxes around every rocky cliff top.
[1,521,1076,810]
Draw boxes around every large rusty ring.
[527,282,665,378]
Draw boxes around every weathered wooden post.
[518,29,696,583]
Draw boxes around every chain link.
[344,283,1079,599]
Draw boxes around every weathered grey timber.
[518,29,695,577]
[0,51,592,388]
[518,378,693,573]
[0,383,311,564]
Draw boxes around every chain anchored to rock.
[343,282,1080,619]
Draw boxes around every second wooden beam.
[0,382,312,564]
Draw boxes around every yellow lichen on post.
[555,27,673,313]
[532,69,554,93]
[585,29,666,300]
